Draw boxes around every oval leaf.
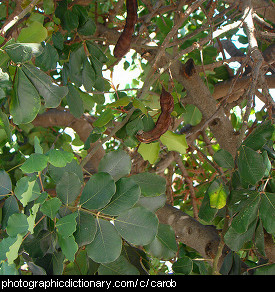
[131,172,166,197]
[98,150,131,181]
[114,206,159,246]
[86,218,122,263]
[160,131,187,154]
[56,172,82,205]
[10,68,41,125]
[80,172,116,210]
[100,177,141,216]
[20,153,48,173]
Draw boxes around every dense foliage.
[0,0,274,275]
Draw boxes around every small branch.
[80,108,135,167]
[174,152,199,220]
[237,0,264,148]
[0,0,40,36]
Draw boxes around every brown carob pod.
[136,86,174,143]
[113,0,138,59]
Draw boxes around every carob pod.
[113,0,138,59]
[136,86,174,143]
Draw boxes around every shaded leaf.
[114,207,159,246]
[131,172,166,197]
[98,150,131,181]
[22,63,68,108]
[10,68,41,124]
[100,177,141,216]
[56,172,82,205]
[56,212,78,238]
[6,213,29,237]
[86,218,122,263]
[40,197,62,220]
[98,255,139,275]
[144,223,177,260]
[80,172,116,210]
[238,145,265,185]
[0,170,12,197]
[74,210,97,247]
[172,256,193,275]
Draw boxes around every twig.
[80,108,135,167]
[237,0,264,148]
[174,152,199,220]
[0,0,40,36]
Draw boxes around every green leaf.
[17,21,48,43]
[0,170,12,197]
[52,31,64,50]
[34,136,43,154]
[1,196,19,229]
[237,145,265,185]
[160,131,187,154]
[182,104,202,126]
[114,206,159,245]
[242,120,274,151]
[46,149,74,167]
[98,255,139,275]
[66,83,84,118]
[86,218,122,263]
[132,98,147,114]
[22,63,68,108]
[0,262,19,275]
[6,213,29,237]
[5,43,42,64]
[138,142,160,164]
[86,41,108,63]
[57,234,78,262]
[259,192,275,234]
[10,68,41,124]
[6,234,24,265]
[0,110,12,142]
[40,197,62,220]
[98,150,131,181]
[35,43,59,71]
[208,181,227,209]
[131,172,166,197]
[14,176,40,207]
[144,223,177,260]
[224,219,257,251]
[48,159,83,183]
[213,149,234,169]
[137,193,167,213]
[107,96,131,108]
[20,153,48,173]
[56,212,78,238]
[63,10,79,31]
[78,19,96,36]
[100,177,141,216]
[172,256,193,274]
[198,190,218,223]
[93,108,115,127]
[231,192,260,233]
[74,210,97,247]
[80,172,116,210]
[0,236,17,262]
[43,0,55,14]
[254,263,275,275]
[81,58,96,91]
[56,172,82,205]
